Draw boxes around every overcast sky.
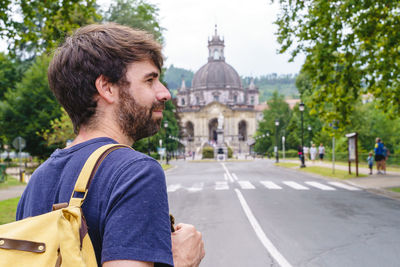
[145,0,305,77]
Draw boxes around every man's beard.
[117,88,164,142]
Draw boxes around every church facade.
[176,27,261,155]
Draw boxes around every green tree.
[103,0,163,43]
[0,52,27,99]
[0,55,62,158]
[42,108,75,147]
[274,0,400,126]
[254,91,291,154]
[0,0,99,58]
[164,65,194,92]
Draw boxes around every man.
[374,138,385,174]
[16,23,204,266]
[318,143,325,161]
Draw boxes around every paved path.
[0,185,26,201]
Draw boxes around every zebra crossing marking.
[305,181,336,191]
[328,182,361,191]
[260,181,282,190]
[167,184,182,192]
[283,181,309,190]
[166,180,361,193]
[238,180,256,189]
[187,182,204,192]
[215,181,229,190]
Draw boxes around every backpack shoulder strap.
[69,143,132,207]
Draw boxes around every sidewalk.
[0,167,29,201]
[281,159,400,199]
[0,185,26,201]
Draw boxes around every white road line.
[221,163,234,182]
[238,181,256,189]
[167,184,181,192]
[235,189,293,267]
[232,173,239,181]
[283,181,309,190]
[328,182,361,191]
[260,181,282,190]
[224,173,228,181]
[305,181,336,191]
[187,183,204,193]
[215,181,229,190]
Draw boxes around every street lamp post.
[164,121,169,165]
[299,103,306,168]
[275,119,279,163]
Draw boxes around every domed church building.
[176,26,261,156]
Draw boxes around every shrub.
[150,152,160,160]
[227,147,233,158]
[202,147,214,159]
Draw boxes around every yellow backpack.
[0,144,129,267]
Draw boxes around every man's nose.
[157,82,171,102]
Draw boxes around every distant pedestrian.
[367,152,374,175]
[374,137,385,174]
[318,143,325,161]
[303,146,309,161]
[298,145,305,167]
[310,144,317,163]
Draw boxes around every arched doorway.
[185,121,194,141]
[209,118,218,143]
[238,120,247,141]
[238,120,247,154]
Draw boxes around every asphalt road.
[166,159,400,267]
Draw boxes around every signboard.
[348,137,356,161]
[345,133,357,161]
[345,132,359,176]
[12,136,26,150]
[157,147,166,156]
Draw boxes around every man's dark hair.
[48,23,163,133]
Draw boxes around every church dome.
[192,61,242,89]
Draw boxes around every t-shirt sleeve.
[101,158,173,266]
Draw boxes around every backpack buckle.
[69,190,88,207]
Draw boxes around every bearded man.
[16,23,204,267]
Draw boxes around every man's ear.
[95,75,118,104]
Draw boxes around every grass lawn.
[0,197,20,224]
[389,187,400,193]
[0,176,25,189]
[161,164,174,171]
[275,163,366,180]
[300,166,367,180]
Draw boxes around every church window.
[196,96,200,104]
[250,96,255,105]
[181,98,185,105]
[234,95,238,103]
[214,95,219,102]
[213,50,220,60]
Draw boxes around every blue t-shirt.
[16,137,173,266]
[374,142,384,155]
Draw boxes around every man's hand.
[171,223,205,267]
